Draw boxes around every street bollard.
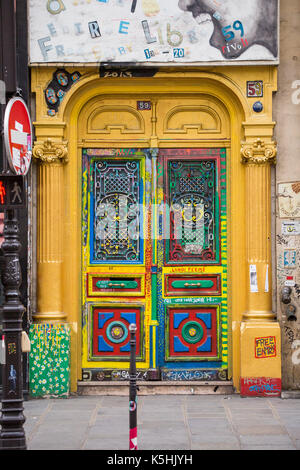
[0,209,26,449]
[129,323,137,450]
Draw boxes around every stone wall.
[274,0,300,390]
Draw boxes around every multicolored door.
[81,148,152,381]
[156,149,228,382]
[81,148,228,383]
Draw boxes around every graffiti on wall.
[29,0,279,63]
[276,178,300,389]
[240,377,281,397]
[255,336,277,359]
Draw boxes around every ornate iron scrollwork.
[168,160,216,263]
[92,160,141,263]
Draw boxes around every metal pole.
[129,323,137,450]
[0,208,26,449]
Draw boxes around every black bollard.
[0,209,26,449]
[129,323,137,450]
[131,0,137,13]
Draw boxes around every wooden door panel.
[157,149,228,377]
[81,149,149,375]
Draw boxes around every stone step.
[77,381,234,396]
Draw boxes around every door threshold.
[77,380,234,396]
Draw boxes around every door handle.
[184,283,202,287]
[171,280,214,289]
[96,280,138,289]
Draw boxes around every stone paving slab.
[16,394,300,450]
[239,434,293,446]
[235,425,287,435]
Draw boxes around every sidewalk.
[21,394,300,450]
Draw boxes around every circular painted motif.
[56,72,69,87]
[46,88,58,104]
[253,101,263,113]
[188,327,197,337]
[182,321,204,344]
[48,1,61,13]
[107,321,128,344]
[111,325,124,340]
[96,371,105,381]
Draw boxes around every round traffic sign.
[4,97,33,176]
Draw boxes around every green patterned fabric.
[29,324,70,397]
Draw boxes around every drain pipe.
[129,323,137,450]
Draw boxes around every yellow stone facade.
[31,65,280,394]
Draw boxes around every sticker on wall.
[247,80,263,97]
[285,276,295,287]
[250,264,258,292]
[282,220,300,236]
[278,182,300,218]
[283,250,297,269]
[265,264,269,292]
[44,68,81,116]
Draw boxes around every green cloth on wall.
[29,324,70,397]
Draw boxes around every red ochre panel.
[92,306,142,359]
[167,306,219,361]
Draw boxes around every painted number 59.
[222,21,244,40]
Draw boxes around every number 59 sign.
[247,81,263,98]
[4,97,33,176]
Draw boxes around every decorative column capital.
[33,138,68,164]
[241,138,277,165]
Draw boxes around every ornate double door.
[81,148,229,383]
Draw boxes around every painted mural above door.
[29,0,278,64]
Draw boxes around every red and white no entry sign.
[4,97,33,176]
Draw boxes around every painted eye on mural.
[178,0,278,59]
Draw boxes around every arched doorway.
[77,82,234,386]
[32,68,280,395]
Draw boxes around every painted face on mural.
[178,0,278,59]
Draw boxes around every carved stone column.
[33,138,68,323]
[240,137,281,397]
[241,138,277,321]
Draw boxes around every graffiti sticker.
[255,336,277,359]
[282,221,300,236]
